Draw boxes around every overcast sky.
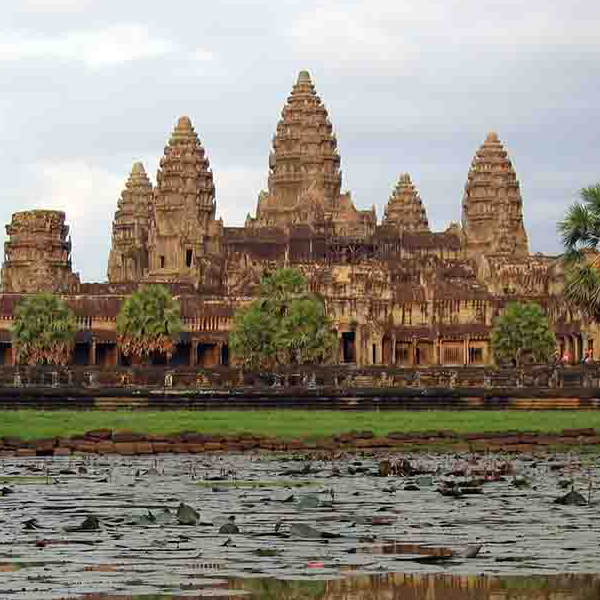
[1,0,599,282]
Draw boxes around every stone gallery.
[0,72,588,368]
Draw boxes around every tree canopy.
[116,285,183,361]
[12,293,77,365]
[229,268,338,370]
[558,183,600,319]
[491,302,556,365]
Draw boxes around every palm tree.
[558,183,600,319]
[12,293,77,365]
[116,285,183,363]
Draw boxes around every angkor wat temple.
[0,71,589,368]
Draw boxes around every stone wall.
[1,365,600,412]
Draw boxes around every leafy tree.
[558,183,600,318]
[12,293,77,365]
[116,285,182,362]
[229,268,338,370]
[491,302,556,365]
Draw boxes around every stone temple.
[0,71,589,367]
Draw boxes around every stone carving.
[107,163,153,283]
[147,116,219,287]
[462,132,528,259]
[246,71,375,233]
[449,372,457,389]
[413,371,422,389]
[0,72,588,370]
[1,210,80,293]
[164,372,173,388]
[196,373,210,388]
[382,174,429,233]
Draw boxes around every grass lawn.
[1,410,600,441]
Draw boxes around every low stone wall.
[2,427,599,458]
[1,384,600,411]
[1,365,600,411]
[1,363,600,391]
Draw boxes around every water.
[1,451,599,598]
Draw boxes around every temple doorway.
[197,343,219,367]
[170,343,191,366]
[341,332,356,363]
[382,335,392,365]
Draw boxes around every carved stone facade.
[462,132,529,258]
[107,162,153,283]
[382,174,430,233]
[0,71,590,368]
[246,71,376,237]
[2,210,80,294]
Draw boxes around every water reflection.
[67,572,600,600]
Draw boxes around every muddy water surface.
[1,451,599,599]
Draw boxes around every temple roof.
[155,116,215,209]
[382,173,429,233]
[462,132,528,256]
[265,70,342,209]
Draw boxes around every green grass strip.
[1,410,600,441]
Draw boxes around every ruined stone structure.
[1,210,80,294]
[0,71,590,368]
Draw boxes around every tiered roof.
[107,162,153,283]
[155,116,215,220]
[382,173,430,233]
[462,132,528,256]
[264,70,341,211]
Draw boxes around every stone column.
[89,340,97,366]
[435,337,441,365]
[391,334,397,366]
[355,327,362,366]
[411,337,417,366]
[218,341,224,366]
[190,341,198,366]
[464,337,469,366]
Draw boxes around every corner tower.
[1,210,80,293]
[107,162,153,283]
[462,132,528,257]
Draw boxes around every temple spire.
[147,116,218,283]
[462,132,528,257]
[382,173,429,233]
[107,162,153,283]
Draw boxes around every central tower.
[247,71,374,233]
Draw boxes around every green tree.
[116,285,183,362]
[491,302,556,365]
[12,293,77,365]
[229,268,338,370]
[558,183,600,318]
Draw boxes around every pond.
[1,450,599,598]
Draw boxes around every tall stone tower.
[462,132,528,257]
[248,70,375,233]
[382,173,430,233]
[107,162,153,283]
[147,116,218,284]
[1,210,80,293]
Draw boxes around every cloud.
[33,160,123,280]
[0,24,177,67]
[212,164,266,226]
[287,1,600,75]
